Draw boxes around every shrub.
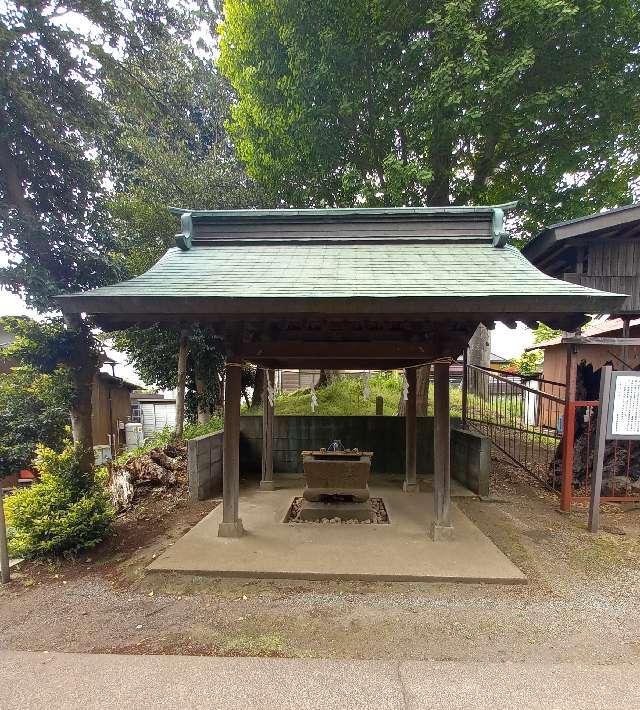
[4,443,113,558]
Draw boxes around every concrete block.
[430,521,455,541]
[218,519,244,537]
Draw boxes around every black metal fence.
[463,364,566,489]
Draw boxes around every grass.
[113,415,224,465]
[116,372,542,448]
[242,371,467,417]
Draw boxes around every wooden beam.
[218,360,244,537]
[403,368,418,493]
[260,369,275,491]
[562,336,640,346]
[431,362,453,540]
[245,357,464,371]
[240,341,466,359]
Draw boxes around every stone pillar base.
[430,521,454,541]
[259,480,276,491]
[403,481,418,493]
[218,519,244,538]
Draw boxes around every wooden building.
[533,318,640,383]
[92,372,138,451]
[523,203,640,320]
[59,205,622,541]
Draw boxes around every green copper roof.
[58,205,626,325]
[59,241,625,312]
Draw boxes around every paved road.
[1,651,637,709]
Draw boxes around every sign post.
[589,368,640,532]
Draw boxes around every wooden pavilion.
[59,206,624,540]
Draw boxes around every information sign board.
[606,372,640,441]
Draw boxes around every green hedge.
[4,443,113,558]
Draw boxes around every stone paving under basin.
[149,480,525,584]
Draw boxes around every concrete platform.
[148,482,525,584]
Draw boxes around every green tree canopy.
[102,19,262,276]
[0,366,72,478]
[219,0,640,236]
[0,317,75,476]
[0,2,202,469]
[0,0,124,308]
[102,19,262,420]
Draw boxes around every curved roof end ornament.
[175,212,193,251]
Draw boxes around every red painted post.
[560,344,578,513]
[560,402,575,512]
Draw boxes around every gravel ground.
[2,458,640,662]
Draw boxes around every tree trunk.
[195,369,210,425]
[398,365,431,415]
[317,369,338,388]
[63,314,97,480]
[252,367,265,409]
[468,324,491,398]
[397,377,406,416]
[175,329,189,438]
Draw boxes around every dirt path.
[2,461,640,661]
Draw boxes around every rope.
[227,357,455,372]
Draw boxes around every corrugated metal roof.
[60,243,623,301]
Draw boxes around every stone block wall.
[188,417,491,501]
[187,429,223,501]
[450,427,491,498]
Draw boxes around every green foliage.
[4,443,113,558]
[243,371,468,418]
[0,1,193,310]
[533,323,561,345]
[1,316,99,374]
[509,350,543,376]
[103,18,262,278]
[114,415,224,466]
[0,1,122,309]
[219,0,640,237]
[111,325,227,419]
[0,365,72,478]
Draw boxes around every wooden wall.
[539,342,640,429]
[91,377,133,448]
[565,237,640,314]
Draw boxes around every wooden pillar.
[431,362,453,540]
[375,396,384,416]
[403,367,418,493]
[461,347,468,429]
[260,368,275,491]
[175,329,189,438]
[218,360,244,537]
[622,316,631,367]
